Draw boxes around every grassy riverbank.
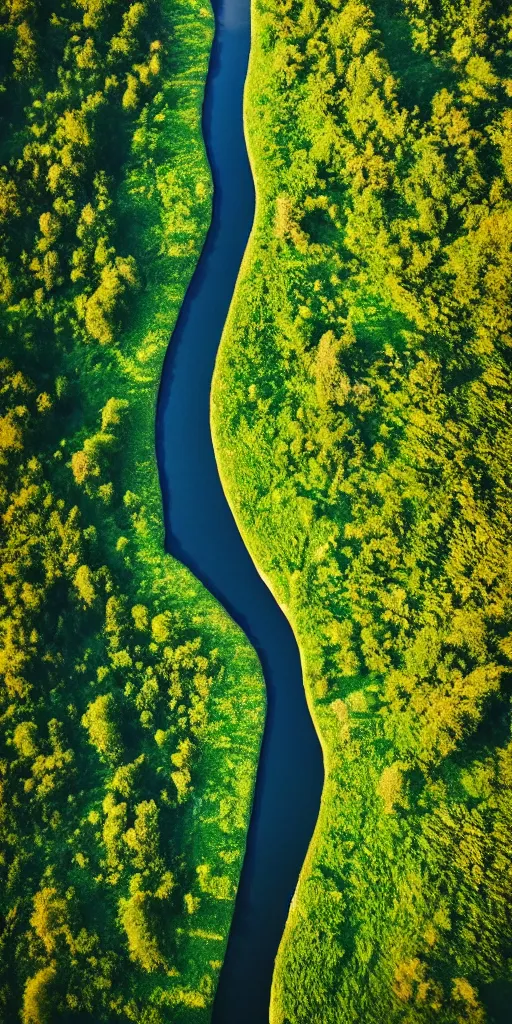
[212,0,512,1021]
[0,0,264,1020]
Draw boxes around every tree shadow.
[373,0,453,115]
[480,980,512,1024]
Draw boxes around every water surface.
[156,0,323,1019]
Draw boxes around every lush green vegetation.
[212,0,512,1020]
[0,0,265,1020]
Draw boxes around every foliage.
[212,0,512,1020]
[0,0,265,1019]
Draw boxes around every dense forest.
[212,0,512,1021]
[0,0,265,1020]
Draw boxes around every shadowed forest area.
[0,0,265,1020]
[212,0,512,1021]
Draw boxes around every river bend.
[156,0,323,1019]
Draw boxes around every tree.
[119,892,163,972]
[22,965,57,1024]
[82,694,122,762]
[74,565,96,606]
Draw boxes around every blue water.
[156,0,323,1020]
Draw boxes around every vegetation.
[0,0,265,1020]
[212,0,512,1020]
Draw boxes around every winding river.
[156,0,323,1020]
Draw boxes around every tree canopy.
[0,0,264,1019]
[212,0,512,1020]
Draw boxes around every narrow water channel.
[156,0,323,1020]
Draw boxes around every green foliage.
[212,0,512,1020]
[82,693,122,763]
[0,0,265,1019]
[22,965,56,1024]
[119,891,164,972]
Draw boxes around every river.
[155,0,323,1020]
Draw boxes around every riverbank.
[210,2,334,1015]
[156,0,322,1019]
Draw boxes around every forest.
[212,0,512,1021]
[0,0,265,1020]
